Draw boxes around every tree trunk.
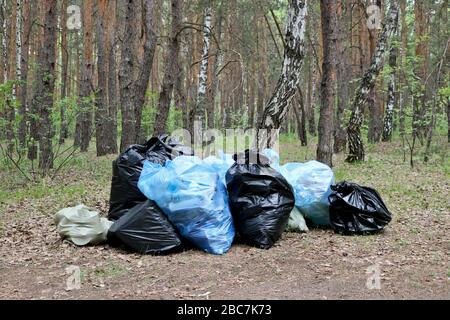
[382,28,399,142]
[258,0,307,149]
[346,1,399,162]
[413,0,430,142]
[6,0,17,152]
[119,0,156,151]
[206,6,223,129]
[317,0,337,167]
[18,0,30,147]
[193,5,212,144]
[95,0,111,156]
[134,0,156,143]
[119,0,139,151]
[293,91,307,146]
[106,0,118,154]
[32,0,57,171]
[59,0,68,145]
[78,0,94,152]
[153,0,181,136]
[334,0,349,153]
[367,0,383,144]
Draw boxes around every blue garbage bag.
[263,149,335,226]
[137,156,235,255]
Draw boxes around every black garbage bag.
[107,200,183,254]
[225,150,295,249]
[108,134,193,221]
[329,181,392,235]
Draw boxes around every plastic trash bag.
[137,156,235,255]
[286,206,309,233]
[225,150,295,249]
[108,134,193,221]
[329,181,392,235]
[54,205,113,246]
[107,200,183,254]
[262,150,334,226]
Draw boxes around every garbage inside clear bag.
[137,156,235,255]
[263,149,334,226]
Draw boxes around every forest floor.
[0,137,449,300]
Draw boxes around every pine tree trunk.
[95,0,111,156]
[134,0,156,143]
[79,0,94,152]
[206,6,223,129]
[334,0,349,153]
[106,0,118,154]
[119,0,139,151]
[153,0,181,136]
[32,0,57,171]
[59,0,68,145]
[317,0,337,167]
[346,1,399,162]
[258,0,307,149]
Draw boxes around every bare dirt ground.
[0,140,449,300]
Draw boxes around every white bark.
[258,0,307,149]
[15,0,21,81]
[1,0,7,82]
[196,6,212,102]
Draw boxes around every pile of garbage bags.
[55,134,393,255]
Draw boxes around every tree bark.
[193,5,212,142]
[317,0,337,167]
[413,0,430,142]
[95,0,111,156]
[32,0,58,171]
[334,0,349,153]
[153,0,182,136]
[206,6,223,129]
[134,0,156,143]
[106,0,118,154]
[78,0,94,152]
[119,0,156,151]
[59,0,68,145]
[346,1,399,162]
[258,0,307,149]
[119,0,139,151]
[382,26,399,142]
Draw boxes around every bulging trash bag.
[280,161,334,226]
[225,150,295,249]
[54,205,113,246]
[107,200,183,254]
[329,181,392,235]
[108,134,193,221]
[286,206,309,233]
[137,156,235,255]
[263,149,334,227]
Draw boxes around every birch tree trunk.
[382,27,399,142]
[346,1,399,163]
[153,0,181,136]
[193,5,212,140]
[317,0,337,167]
[18,0,31,147]
[258,0,307,149]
